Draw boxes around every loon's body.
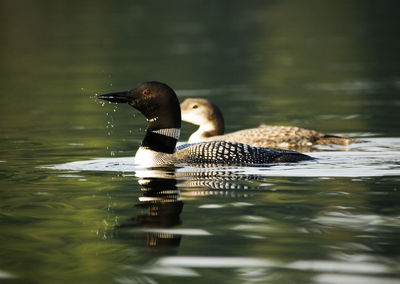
[97,82,313,167]
[180,98,359,149]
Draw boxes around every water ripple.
[41,138,400,178]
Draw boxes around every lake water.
[1,1,400,283]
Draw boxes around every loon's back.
[205,125,357,148]
[170,141,313,166]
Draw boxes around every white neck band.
[151,128,181,140]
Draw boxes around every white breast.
[134,147,166,166]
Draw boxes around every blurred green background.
[1,0,399,161]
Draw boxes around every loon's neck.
[137,90,182,154]
[188,121,223,143]
[141,127,181,154]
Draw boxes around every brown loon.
[97,82,313,167]
[180,98,359,149]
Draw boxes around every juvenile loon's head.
[180,98,225,135]
[98,81,181,130]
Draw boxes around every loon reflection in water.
[116,168,267,250]
[117,176,183,250]
[97,81,313,167]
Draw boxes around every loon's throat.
[141,128,180,154]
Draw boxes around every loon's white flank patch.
[152,128,181,140]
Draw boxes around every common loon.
[181,98,359,149]
[97,81,313,167]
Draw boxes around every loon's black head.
[98,81,181,130]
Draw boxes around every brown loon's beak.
[97,91,132,103]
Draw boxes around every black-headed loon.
[97,81,313,167]
[181,98,359,149]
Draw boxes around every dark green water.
[1,0,400,283]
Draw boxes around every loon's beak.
[97,91,132,103]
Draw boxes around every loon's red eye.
[143,89,151,95]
